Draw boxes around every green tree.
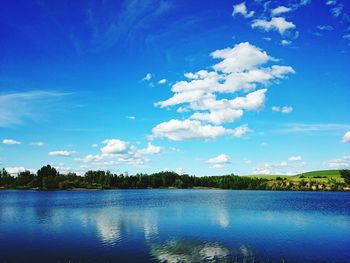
[340,170,350,185]
[17,170,35,186]
[37,165,59,188]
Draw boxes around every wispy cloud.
[0,90,70,127]
[30,141,45,147]
[277,123,350,133]
[324,156,350,168]
[48,150,76,157]
[84,0,173,53]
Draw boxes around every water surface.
[0,190,349,262]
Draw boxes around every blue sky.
[0,0,349,176]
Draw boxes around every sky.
[0,0,349,176]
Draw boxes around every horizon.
[1,0,349,177]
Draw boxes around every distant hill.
[294,170,341,178]
[243,170,341,179]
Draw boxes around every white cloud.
[324,156,350,168]
[272,106,293,113]
[48,150,76,157]
[152,42,294,140]
[252,17,296,35]
[3,139,21,145]
[232,2,254,18]
[77,139,161,167]
[252,156,308,175]
[278,123,350,133]
[5,166,26,175]
[253,167,271,175]
[91,143,98,147]
[271,6,292,16]
[343,34,350,40]
[151,119,250,141]
[211,42,270,73]
[289,155,302,161]
[326,0,336,5]
[317,25,334,31]
[101,139,128,154]
[142,73,152,81]
[342,131,350,143]
[158,79,167,84]
[207,154,230,164]
[299,0,311,6]
[190,109,243,125]
[330,4,343,17]
[207,154,231,169]
[253,161,289,174]
[139,142,161,154]
[281,39,291,46]
[127,116,136,120]
[30,141,44,146]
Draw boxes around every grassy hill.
[295,170,341,178]
[242,170,345,191]
[243,170,341,179]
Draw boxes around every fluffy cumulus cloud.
[76,139,162,167]
[272,106,293,113]
[101,139,128,154]
[158,79,167,84]
[324,156,350,168]
[139,142,161,154]
[151,120,250,141]
[48,150,76,157]
[3,139,21,145]
[271,6,292,16]
[207,154,231,169]
[152,42,294,140]
[232,2,254,18]
[281,39,291,46]
[252,17,296,35]
[342,131,350,143]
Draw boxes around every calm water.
[0,190,349,263]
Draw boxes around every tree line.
[0,165,349,191]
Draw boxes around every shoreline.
[0,187,349,192]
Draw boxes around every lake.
[0,190,349,262]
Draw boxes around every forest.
[0,165,349,191]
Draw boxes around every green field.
[242,170,345,191]
[243,170,341,179]
[295,170,341,178]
